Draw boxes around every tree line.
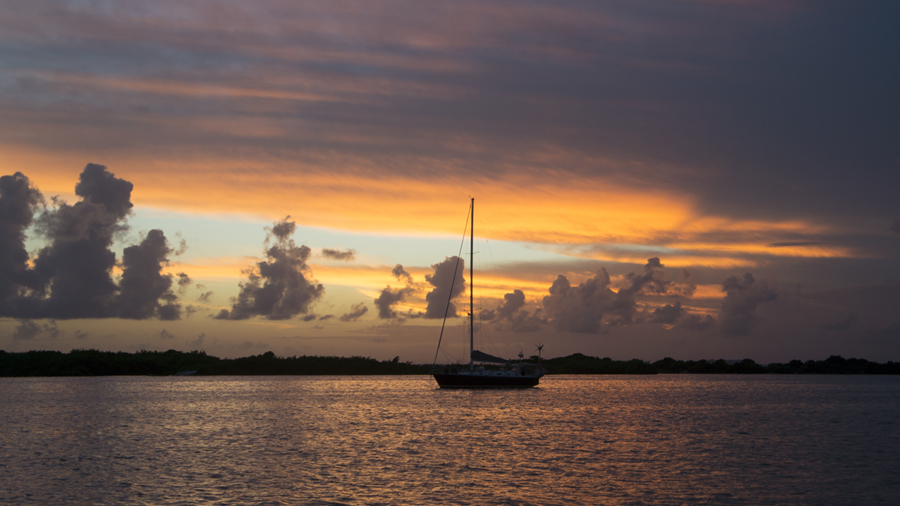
[1,349,898,376]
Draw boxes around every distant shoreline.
[2,349,899,377]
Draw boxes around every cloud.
[392,264,413,284]
[489,289,544,332]
[340,303,368,322]
[649,302,685,324]
[189,332,205,348]
[215,217,324,320]
[541,269,616,333]
[0,165,185,320]
[176,272,191,292]
[156,329,175,339]
[116,229,182,320]
[680,313,717,332]
[891,219,900,235]
[12,319,60,340]
[423,256,466,319]
[719,272,778,336]
[321,248,356,261]
[497,289,526,320]
[374,263,417,319]
[0,172,43,316]
[541,258,699,332]
[197,291,213,302]
[375,286,412,319]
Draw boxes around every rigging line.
[432,200,471,368]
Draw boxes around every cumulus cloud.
[374,263,418,319]
[649,301,685,324]
[497,289,526,320]
[424,256,466,319]
[117,230,182,320]
[719,272,778,336]
[489,289,544,332]
[321,248,356,261]
[156,329,175,339]
[542,258,698,332]
[0,172,43,316]
[340,303,368,321]
[542,269,617,333]
[0,165,185,321]
[215,217,324,320]
[375,286,411,319]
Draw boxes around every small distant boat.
[431,198,546,388]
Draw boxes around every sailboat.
[431,198,546,388]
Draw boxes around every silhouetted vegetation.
[0,349,429,377]
[1,350,898,377]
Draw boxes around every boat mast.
[469,197,474,371]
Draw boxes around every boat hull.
[432,372,541,388]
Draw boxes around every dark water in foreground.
[1,375,898,505]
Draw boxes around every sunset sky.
[2,0,898,364]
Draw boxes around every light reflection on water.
[1,375,899,505]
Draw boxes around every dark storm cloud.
[0,165,185,320]
[339,303,368,322]
[321,248,356,261]
[215,217,324,320]
[2,0,897,232]
[719,273,778,336]
[423,256,466,319]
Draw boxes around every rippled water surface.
[1,375,899,505]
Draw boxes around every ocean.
[1,375,898,505]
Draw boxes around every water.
[1,375,898,505]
